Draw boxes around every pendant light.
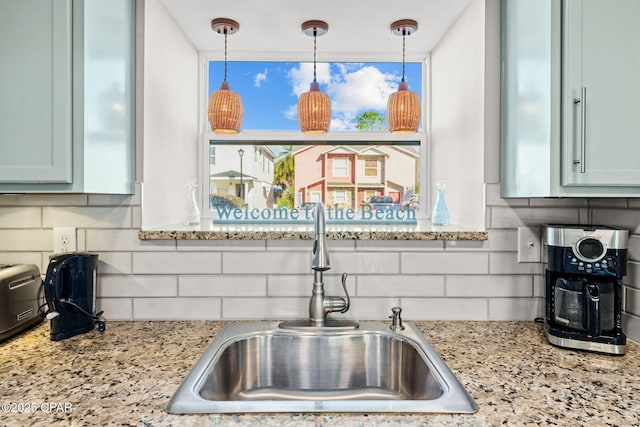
[387,19,421,134]
[298,20,331,134]
[208,18,244,134]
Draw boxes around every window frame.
[198,53,431,224]
[332,157,349,178]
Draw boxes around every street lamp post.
[238,148,245,201]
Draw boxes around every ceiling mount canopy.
[297,20,331,135]
[387,19,421,134]
[208,18,244,134]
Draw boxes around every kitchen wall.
[0,0,638,342]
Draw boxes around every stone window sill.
[138,221,487,241]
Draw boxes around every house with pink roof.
[293,145,419,209]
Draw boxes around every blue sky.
[208,61,422,131]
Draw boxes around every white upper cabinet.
[501,0,640,197]
[562,0,640,187]
[0,0,135,194]
[0,0,73,184]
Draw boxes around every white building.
[209,145,277,209]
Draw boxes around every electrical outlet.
[53,227,77,253]
[517,226,541,263]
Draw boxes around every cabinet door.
[562,0,640,186]
[0,0,72,183]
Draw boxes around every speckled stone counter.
[138,222,488,241]
[1,321,638,426]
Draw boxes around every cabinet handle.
[573,87,587,173]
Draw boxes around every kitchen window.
[202,60,427,223]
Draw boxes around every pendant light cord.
[223,30,228,82]
[313,29,318,83]
[401,31,406,82]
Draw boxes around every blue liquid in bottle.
[431,180,450,226]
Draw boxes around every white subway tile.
[587,199,628,209]
[179,275,267,297]
[133,297,221,320]
[86,229,175,252]
[626,261,639,290]
[77,228,86,251]
[131,206,142,229]
[444,240,488,251]
[97,298,133,320]
[133,252,222,274]
[331,252,401,274]
[626,287,640,317]
[488,297,544,320]
[355,240,443,251]
[0,194,87,206]
[43,207,132,228]
[490,207,580,229]
[628,235,640,262]
[223,251,312,274]
[530,198,588,208]
[0,252,42,267]
[347,297,401,321]
[489,252,544,275]
[97,252,132,274]
[446,275,533,297]
[0,207,41,228]
[0,230,51,251]
[222,297,308,319]
[98,275,178,297]
[88,193,141,207]
[622,312,640,342]
[268,275,349,297]
[533,275,546,298]
[268,239,355,251]
[178,239,264,251]
[400,298,488,320]
[357,275,445,297]
[592,208,640,234]
[401,253,488,274]
[486,229,518,252]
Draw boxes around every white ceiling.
[158,0,472,61]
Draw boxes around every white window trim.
[333,157,349,178]
[198,53,432,223]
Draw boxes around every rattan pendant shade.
[208,81,244,134]
[387,81,420,134]
[208,18,244,134]
[387,19,421,134]
[298,20,331,134]
[298,82,331,134]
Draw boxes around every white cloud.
[254,68,268,87]
[283,104,297,121]
[328,65,398,115]
[288,63,331,96]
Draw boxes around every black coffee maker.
[44,252,104,341]
[544,225,627,355]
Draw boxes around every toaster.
[0,264,43,342]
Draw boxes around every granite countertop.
[138,222,488,241]
[1,320,638,426]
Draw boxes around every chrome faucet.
[309,202,350,327]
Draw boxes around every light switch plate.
[517,226,541,263]
[53,227,77,253]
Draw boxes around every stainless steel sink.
[167,321,478,414]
